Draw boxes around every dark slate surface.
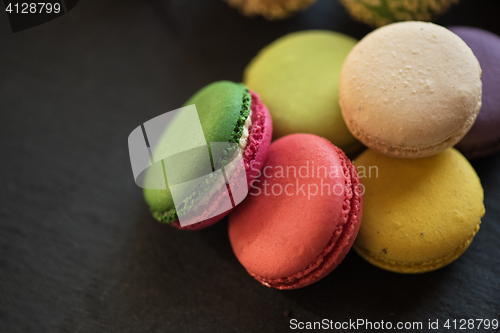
[0,0,499,332]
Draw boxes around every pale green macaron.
[244,30,362,156]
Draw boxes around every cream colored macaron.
[353,148,485,273]
[340,21,482,158]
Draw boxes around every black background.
[0,0,499,332]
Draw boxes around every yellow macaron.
[353,148,485,273]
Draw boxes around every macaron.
[339,0,457,27]
[229,134,363,289]
[449,27,500,159]
[353,148,485,273]
[244,30,362,156]
[144,81,272,230]
[340,22,482,158]
[223,0,317,20]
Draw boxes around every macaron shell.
[450,27,500,159]
[354,223,479,273]
[229,134,362,288]
[340,22,482,158]
[353,148,485,273]
[183,81,252,145]
[244,30,362,155]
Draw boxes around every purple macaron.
[450,26,500,159]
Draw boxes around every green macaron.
[244,30,362,156]
[143,81,251,225]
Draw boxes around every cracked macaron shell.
[229,134,363,289]
[353,148,485,273]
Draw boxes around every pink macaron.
[228,134,363,289]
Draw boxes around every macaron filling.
[193,111,253,209]
[238,112,253,153]
[247,147,363,289]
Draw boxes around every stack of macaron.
[338,21,487,273]
[142,19,498,289]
